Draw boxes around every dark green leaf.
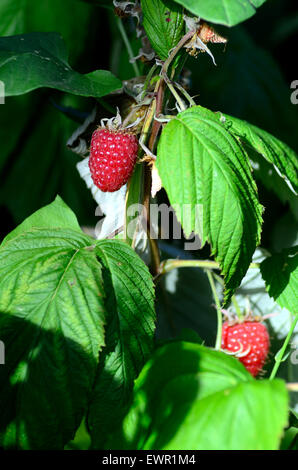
[0,32,121,97]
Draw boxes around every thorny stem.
[206,270,222,350]
[159,30,197,111]
[117,17,140,77]
[144,81,166,275]
[139,96,157,146]
[270,313,298,380]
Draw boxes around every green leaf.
[156,260,218,345]
[141,0,184,60]
[0,32,121,97]
[2,195,81,245]
[189,27,298,156]
[260,247,298,313]
[0,227,106,449]
[218,113,298,195]
[280,427,298,450]
[0,94,33,173]
[87,239,156,448]
[157,105,263,302]
[111,342,288,450]
[174,0,266,27]
[0,0,24,37]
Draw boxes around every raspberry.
[89,128,138,192]
[221,320,270,377]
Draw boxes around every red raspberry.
[89,128,138,192]
[221,320,270,377]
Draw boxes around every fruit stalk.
[270,313,298,380]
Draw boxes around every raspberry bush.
[0,0,297,452]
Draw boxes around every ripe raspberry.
[89,128,138,192]
[221,320,270,377]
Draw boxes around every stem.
[161,30,196,77]
[173,81,196,107]
[164,78,187,111]
[270,313,298,380]
[206,270,222,350]
[116,17,140,77]
[141,64,158,100]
